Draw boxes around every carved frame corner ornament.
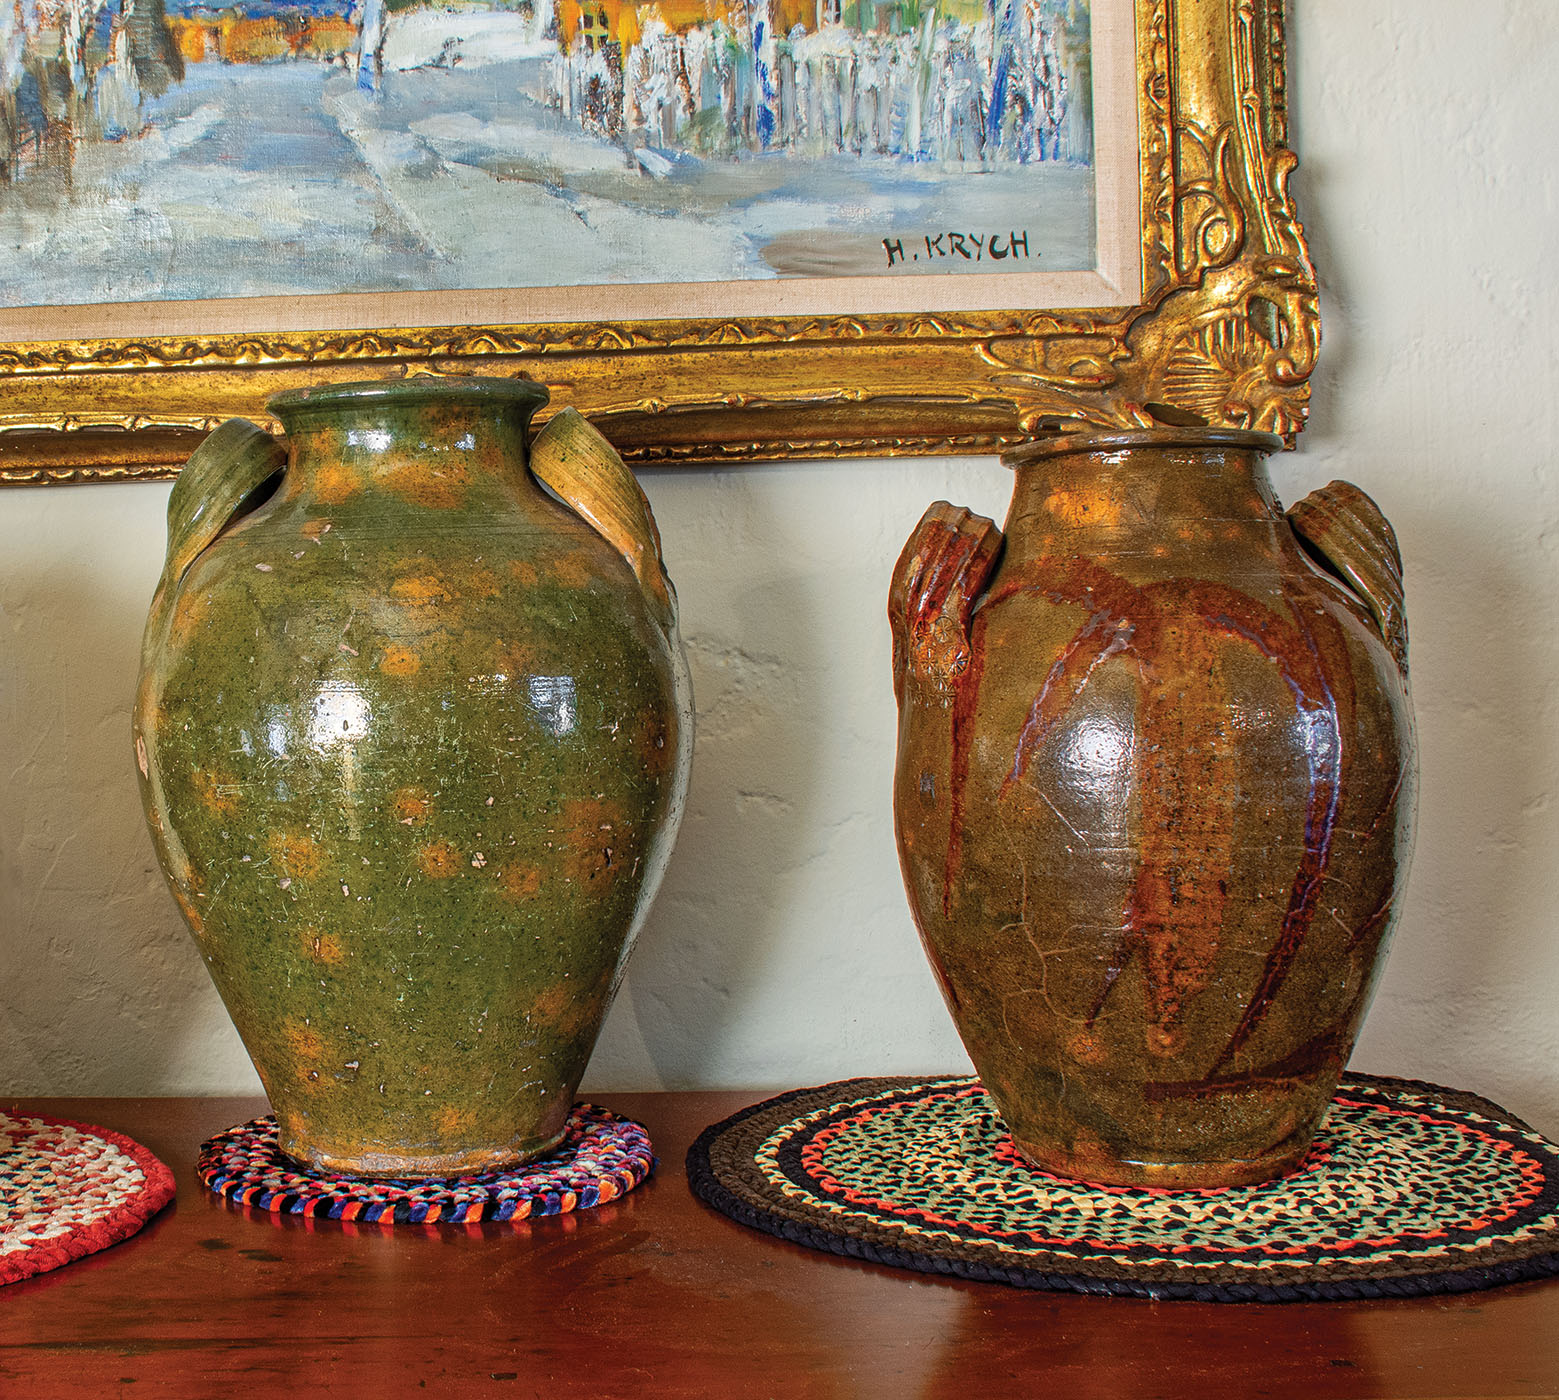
[0,0,1315,486]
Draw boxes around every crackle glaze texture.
[134,379,690,1177]
[890,430,1416,1188]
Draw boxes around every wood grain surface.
[3,1094,1557,1398]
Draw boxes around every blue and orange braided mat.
[199,1103,653,1224]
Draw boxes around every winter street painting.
[0,0,1105,322]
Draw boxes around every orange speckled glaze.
[134,379,691,1177]
[890,430,1416,1188]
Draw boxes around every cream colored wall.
[3,1,1556,1134]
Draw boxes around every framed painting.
[0,0,1314,483]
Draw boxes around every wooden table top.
[4,1092,1558,1398]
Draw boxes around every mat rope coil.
[199,1103,654,1224]
[0,1113,176,1287]
[687,1073,1559,1302]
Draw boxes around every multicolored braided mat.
[198,1103,654,1224]
[687,1074,1559,1302]
[1,1113,176,1287]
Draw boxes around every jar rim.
[268,375,550,417]
[1002,425,1285,468]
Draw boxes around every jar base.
[1010,1134,1314,1190]
[279,1125,569,1180]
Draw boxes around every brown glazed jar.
[889,429,1415,1188]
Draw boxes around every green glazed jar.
[134,378,691,1177]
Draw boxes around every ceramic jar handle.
[529,408,675,626]
[1287,481,1409,676]
[162,419,289,592]
[888,501,1004,705]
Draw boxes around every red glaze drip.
[1204,592,1353,1072]
[941,603,994,916]
[1141,1028,1345,1102]
[969,556,1362,1061]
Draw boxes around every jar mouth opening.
[1002,425,1285,468]
[268,375,550,419]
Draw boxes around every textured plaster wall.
[3,2,1557,1134]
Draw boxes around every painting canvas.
[0,0,1098,325]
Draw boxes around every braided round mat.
[199,1103,654,1223]
[1,1113,176,1287]
[687,1073,1559,1302]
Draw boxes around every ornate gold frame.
[0,0,1313,485]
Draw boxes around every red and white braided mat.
[1,1112,176,1286]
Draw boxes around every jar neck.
[1000,442,1283,563]
[270,403,538,512]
